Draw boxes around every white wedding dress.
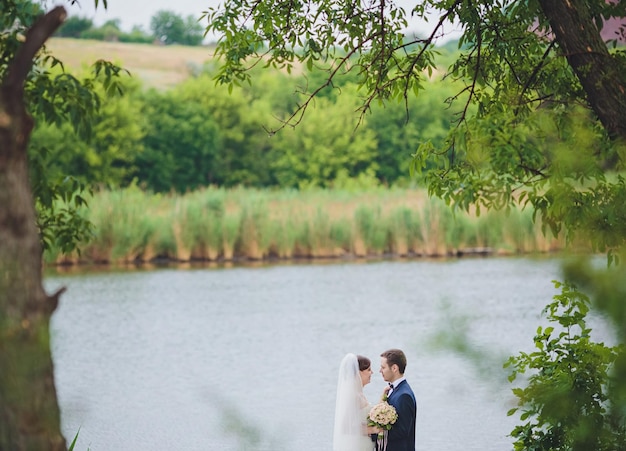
[356,401,375,451]
[333,354,375,451]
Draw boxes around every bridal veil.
[333,353,367,451]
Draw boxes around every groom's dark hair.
[381,349,407,374]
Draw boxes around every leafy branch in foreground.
[504,281,625,451]
[23,33,129,254]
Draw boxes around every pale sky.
[61,0,462,43]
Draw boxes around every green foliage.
[270,86,379,188]
[0,0,43,32]
[203,0,626,251]
[59,8,207,44]
[504,281,625,450]
[61,15,153,43]
[369,78,468,185]
[174,74,276,187]
[135,87,220,192]
[354,205,388,253]
[56,16,93,38]
[25,43,477,193]
[151,10,185,44]
[205,0,437,117]
[47,186,556,263]
[418,102,626,253]
[563,254,626,414]
[1,1,128,254]
[29,70,142,189]
[150,10,203,45]
[32,173,93,255]
[68,427,90,451]
[80,19,122,41]
[117,26,153,44]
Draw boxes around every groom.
[379,349,416,451]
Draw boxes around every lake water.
[46,256,612,450]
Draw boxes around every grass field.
[46,38,216,88]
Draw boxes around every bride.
[333,353,383,451]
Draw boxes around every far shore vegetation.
[45,186,567,267]
[39,38,575,268]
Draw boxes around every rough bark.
[538,0,626,141]
[0,6,68,450]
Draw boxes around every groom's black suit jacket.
[385,380,416,451]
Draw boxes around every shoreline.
[45,247,564,274]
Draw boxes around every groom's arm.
[388,393,415,442]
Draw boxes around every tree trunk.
[538,0,626,141]
[0,7,68,450]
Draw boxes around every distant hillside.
[46,38,215,89]
[46,37,456,90]
[46,27,624,91]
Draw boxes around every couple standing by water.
[333,349,417,451]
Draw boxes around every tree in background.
[174,74,276,187]
[182,15,204,46]
[55,15,93,37]
[80,18,122,41]
[269,83,379,188]
[204,0,626,446]
[59,16,154,43]
[30,74,143,190]
[58,10,205,44]
[27,53,471,193]
[368,78,467,186]
[150,10,203,46]
[121,25,153,44]
[151,10,185,44]
[136,89,220,192]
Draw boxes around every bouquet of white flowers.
[368,401,398,451]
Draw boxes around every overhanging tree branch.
[4,6,67,101]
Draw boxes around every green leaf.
[68,427,80,451]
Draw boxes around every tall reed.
[79,187,160,263]
[45,186,568,265]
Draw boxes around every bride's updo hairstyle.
[357,355,371,371]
